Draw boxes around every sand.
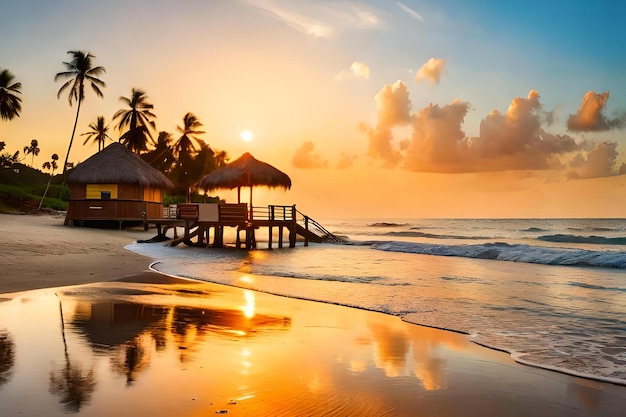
[0,213,155,294]
[0,213,625,416]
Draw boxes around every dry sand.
[0,213,155,294]
[1,213,625,416]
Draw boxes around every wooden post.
[278,225,284,248]
[214,226,224,248]
[304,216,309,247]
[289,205,297,247]
[268,225,273,249]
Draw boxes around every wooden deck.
[145,203,339,249]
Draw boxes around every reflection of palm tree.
[111,336,151,386]
[0,329,15,387]
[113,88,156,154]
[55,50,106,179]
[49,300,96,412]
[81,116,111,152]
[0,67,22,121]
[49,363,96,412]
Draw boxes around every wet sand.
[1,213,625,416]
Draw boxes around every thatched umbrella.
[197,152,291,211]
[68,142,174,189]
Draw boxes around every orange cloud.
[569,142,626,179]
[415,58,446,84]
[360,80,411,167]
[363,85,624,178]
[292,141,327,168]
[567,90,626,131]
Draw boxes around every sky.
[2,0,626,219]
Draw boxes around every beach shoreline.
[1,213,625,416]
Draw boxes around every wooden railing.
[251,205,296,221]
[159,203,341,244]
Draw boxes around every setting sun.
[241,130,253,142]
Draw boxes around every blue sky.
[2,0,626,217]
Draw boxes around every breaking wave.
[538,234,626,245]
[371,241,626,269]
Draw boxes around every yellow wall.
[86,184,118,199]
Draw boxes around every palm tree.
[174,113,206,201]
[0,68,22,121]
[39,153,59,210]
[55,50,106,179]
[214,149,229,169]
[81,116,111,152]
[23,139,40,166]
[174,112,205,163]
[113,88,156,154]
[141,130,175,173]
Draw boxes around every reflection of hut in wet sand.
[70,299,292,349]
[65,142,174,227]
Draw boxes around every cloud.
[292,141,328,168]
[337,152,357,169]
[415,58,446,84]
[363,85,624,178]
[336,61,370,80]
[396,2,424,21]
[349,6,381,28]
[245,0,383,38]
[568,142,624,179]
[350,61,370,79]
[246,0,334,38]
[360,80,411,167]
[567,90,626,131]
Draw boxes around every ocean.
[127,218,626,386]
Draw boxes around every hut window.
[86,184,118,199]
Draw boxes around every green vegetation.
[2,50,230,213]
[0,184,67,213]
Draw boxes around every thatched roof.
[197,152,291,191]
[68,142,174,189]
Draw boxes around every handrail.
[163,203,342,244]
[294,208,342,243]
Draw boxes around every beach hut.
[65,142,174,227]
[197,152,292,216]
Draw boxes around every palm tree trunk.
[38,174,54,210]
[61,98,82,184]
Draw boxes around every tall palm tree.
[39,153,59,210]
[0,68,22,121]
[55,50,106,179]
[23,139,40,166]
[174,113,206,201]
[113,88,156,154]
[81,116,111,152]
[174,112,205,163]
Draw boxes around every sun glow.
[241,130,254,142]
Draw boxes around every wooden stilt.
[268,224,273,249]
